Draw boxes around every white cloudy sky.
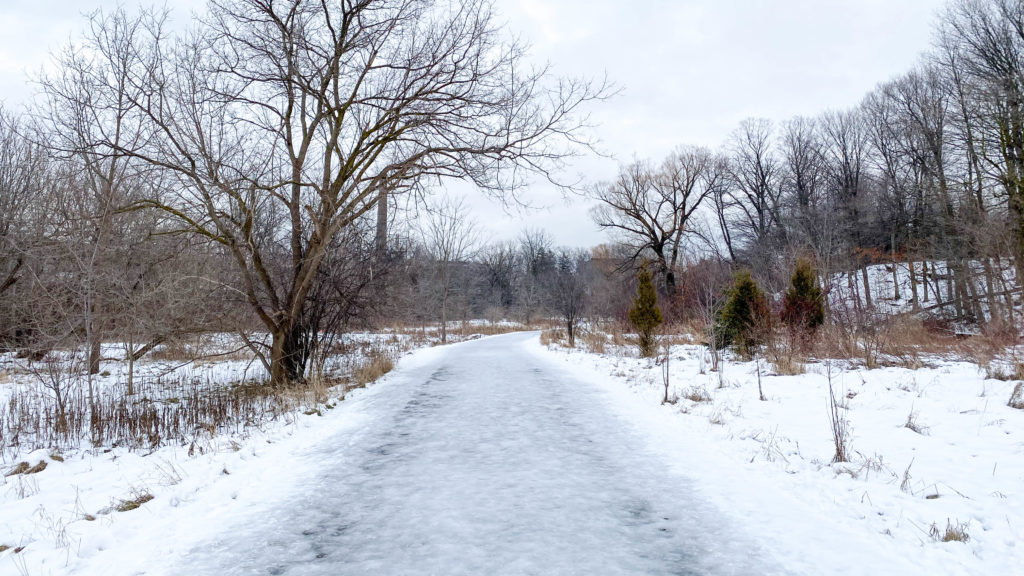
[0,0,948,248]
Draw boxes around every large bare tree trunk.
[909,261,920,310]
[861,266,873,309]
[1011,197,1024,292]
[921,260,930,303]
[983,258,999,318]
[892,260,900,300]
[89,338,102,376]
[270,320,307,386]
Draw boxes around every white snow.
[828,260,1019,327]
[2,330,1021,575]
[531,335,1024,575]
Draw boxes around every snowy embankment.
[829,259,1018,327]
[0,326,504,576]
[532,338,1023,575]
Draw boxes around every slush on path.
[163,333,779,575]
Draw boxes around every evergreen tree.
[715,270,770,355]
[781,258,825,338]
[629,266,663,357]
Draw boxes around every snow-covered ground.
[3,327,1021,575]
[535,335,1024,575]
[0,325,520,575]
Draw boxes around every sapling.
[826,359,850,463]
[629,266,663,357]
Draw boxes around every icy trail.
[146,333,777,576]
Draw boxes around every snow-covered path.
[154,332,776,576]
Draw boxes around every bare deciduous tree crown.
[52,0,607,383]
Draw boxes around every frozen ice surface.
[160,333,778,575]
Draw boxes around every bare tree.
[35,8,153,377]
[591,146,725,292]
[549,248,590,347]
[0,109,57,363]
[517,228,556,325]
[723,118,785,260]
[72,1,606,384]
[818,108,873,305]
[479,240,521,316]
[940,0,1024,284]
[421,195,480,344]
[778,116,826,246]
[0,109,46,306]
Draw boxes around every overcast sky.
[0,0,949,248]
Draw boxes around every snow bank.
[529,339,1024,576]
[0,336,451,575]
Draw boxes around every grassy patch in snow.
[113,492,155,513]
[931,519,970,543]
[0,326,488,460]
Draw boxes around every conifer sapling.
[629,266,663,357]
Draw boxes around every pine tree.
[629,266,663,357]
[715,270,769,356]
[781,258,824,338]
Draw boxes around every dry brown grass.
[352,350,395,387]
[772,355,806,375]
[114,492,154,513]
[580,330,608,354]
[808,316,963,369]
[956,320,1022,377]
[930,519,970,543]
[0,332,413,459]
[4,462,30,476]
[904,408,929,435]
[610,326,627,347]
[539,329,565,347]
[452,322,529,337]
[683,386,712,403]
[982,362,1024,381]
[762,326,808,375]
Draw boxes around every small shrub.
[708,408,727,425]
[826,362,850,463]
[904,409,929,435]
[900,459,915,494]
[930,519,969,543]
[715,270,770,356]
[683,386,712,403]
[781,258,824,342]
[1009,382,1024,410]
[984,362,1023,381]
[771,355,805,376]
[629,266,663,357]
